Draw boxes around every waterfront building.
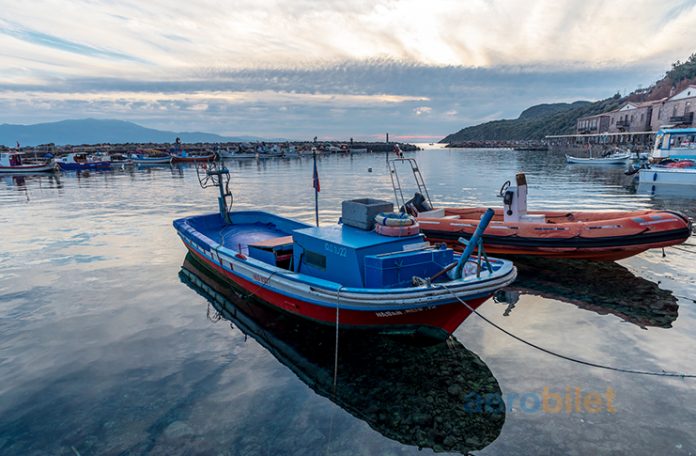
[651,85,696,129]
[606,101,658,133]
[575,114,610,134]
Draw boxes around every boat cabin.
[290,224,452,288]
[0,153,23,167]
[652,128,696,159]
[183,201,457,289]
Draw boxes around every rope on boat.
[243,270,277,299]
[437,284,696,379]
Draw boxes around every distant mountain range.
[0,119,281,146]
[441,52,696,142]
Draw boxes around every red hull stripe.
[186,246,487,336]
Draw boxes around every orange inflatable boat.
[390,162,692,261]
[416,207,691,261]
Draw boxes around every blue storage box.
[364,248,454,288]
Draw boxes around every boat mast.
[196,162,232,224]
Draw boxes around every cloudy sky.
[1,0,696,141]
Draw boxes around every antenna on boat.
[196,161,233,224]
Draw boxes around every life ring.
[375,222,420,236]
[374,212,416,226]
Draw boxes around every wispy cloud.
[0,20,146,63]
[0,0,694,138]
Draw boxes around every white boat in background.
[566,150,632,164]
[0,152,56,174]
[299,147,320,156]
[282,145,300,158]
[650,127,696,160]
[218,148,257,160]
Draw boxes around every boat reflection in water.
[179,253,505,454]
[496,257,678,328]
[637,181,696,198]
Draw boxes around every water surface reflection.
[180,254,506,454]
[498,258,679,328]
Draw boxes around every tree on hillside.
[667,53,696,84]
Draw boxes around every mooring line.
[669,245,696,254]
[437,284,696,378]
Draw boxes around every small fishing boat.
[389,159,692,261]
[217,148,257,160]
[173,164,516,340]
[107,153,132,165]
[130,153,172,165]
[56,153,111,171]
[565,150,632,164]
[0,152,56,174]
[170,152,215,163]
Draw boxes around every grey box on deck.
[341,198,394,230]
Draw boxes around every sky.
[1,0,696,141]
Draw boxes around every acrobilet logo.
[462,386,617,414]
[542,386,616,414]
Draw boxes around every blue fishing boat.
[56,153,111,171]
[172,164,516,340]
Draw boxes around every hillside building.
[576,114,610,134]
[574,85,696,135]
[650,85,696,129]
[606,101,656,133]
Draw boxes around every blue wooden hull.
[172,211,517,338]
[58,161,111,171]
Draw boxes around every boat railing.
[387,157,433,212]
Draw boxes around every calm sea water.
[1,147,695,455]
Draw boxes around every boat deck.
[293,224,420,249]
[212,222,290,254]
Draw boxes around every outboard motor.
[502,173,528,223]
[401,192,433,215]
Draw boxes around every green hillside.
[441,52,696,143]
[518,101,591,119]
[440,96,622,142]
